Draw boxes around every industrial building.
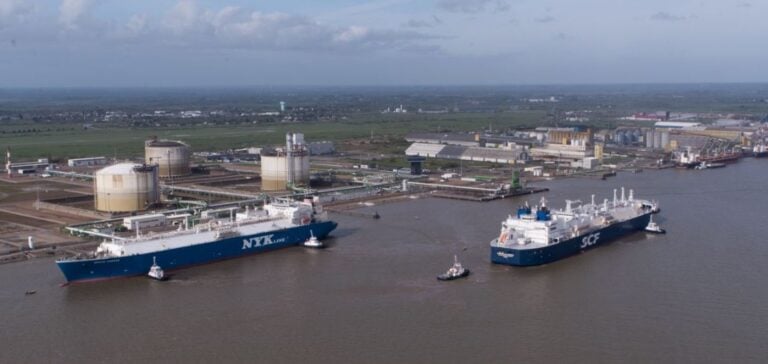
[260,132,310,191]
[405,142,529,164]
[405,133,480,147]
[546,128,593,146]
[308,141,335,156]
[94,163,160,212]
[654,121,701,129]
[529,144,593,161]
[405,132,539,149]
[145,139,192,178]
[6,159,50,175]
[68,156,107,167]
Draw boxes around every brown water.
[2,159,768,363]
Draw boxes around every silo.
[661,131,670,150]
[145,139,191,178]
[645,130,654,148]
[632,129,642,143]
[94,163,160,212]
[654,131,663,150]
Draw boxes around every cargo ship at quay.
[490,188,659,267]
[56,198,337,283]
[675,147,742,168]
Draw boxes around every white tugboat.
[645,215,666,234]
[147,256,167,281]
[437,255,470,281]
[303,230,324,249]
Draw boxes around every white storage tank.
[94,163,160,212]
[260,132,311,191]
[260,155,289,191]
[145,139,191,178]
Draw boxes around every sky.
[0,0,765,87]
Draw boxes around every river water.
[2,159,768,363]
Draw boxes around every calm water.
[2,159,768,363]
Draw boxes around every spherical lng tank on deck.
[94,163,160,212]
[145,139,191,178]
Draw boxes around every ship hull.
[57,221,337,283]
[676,162,698,169]
[490,212,651,267]
[755,151,768,158]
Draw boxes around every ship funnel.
[621,187,626,202]
[591,194,595,206]
[613,189,617,207]
[629,189,634,201]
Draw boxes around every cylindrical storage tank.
[94,163,160,212]
[289,154,310,187]
[661,131,670,150]
[145,139,191,178]
[261,155,288,191]
[654,131,663,150]
[645,130,654,148]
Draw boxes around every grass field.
[0,111,546,160]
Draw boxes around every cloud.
[534,16,555,23]
[650,11,687,22]
[737,2,751,8]
[398,43,441,53]
[0,0,34,27]
[404,19,433,28]
[109,13,149,40]
[59,0,92,29]
[156,1,441,52]
[3,0,441,54]
[436,0,509,14]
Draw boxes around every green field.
[0,111,546,160]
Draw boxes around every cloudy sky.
[0,0,765,87]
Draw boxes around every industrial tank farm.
[94,163,160,212]
[145,139,191,178]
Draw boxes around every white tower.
[280,101,286,113]
[5,147,11,178]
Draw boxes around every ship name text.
[242,234,286,250]
[580,232,601,249]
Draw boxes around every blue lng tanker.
[57,199,337,283]
[490,188,659,266]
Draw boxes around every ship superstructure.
[754,144,768,158]
[490,188,656,266]
[57,197,337,283]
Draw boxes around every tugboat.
[695,162,726,170]
[147,256,167,281]
[645,215,666,234]
[437,255,470,281]
[303,230,324,249]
